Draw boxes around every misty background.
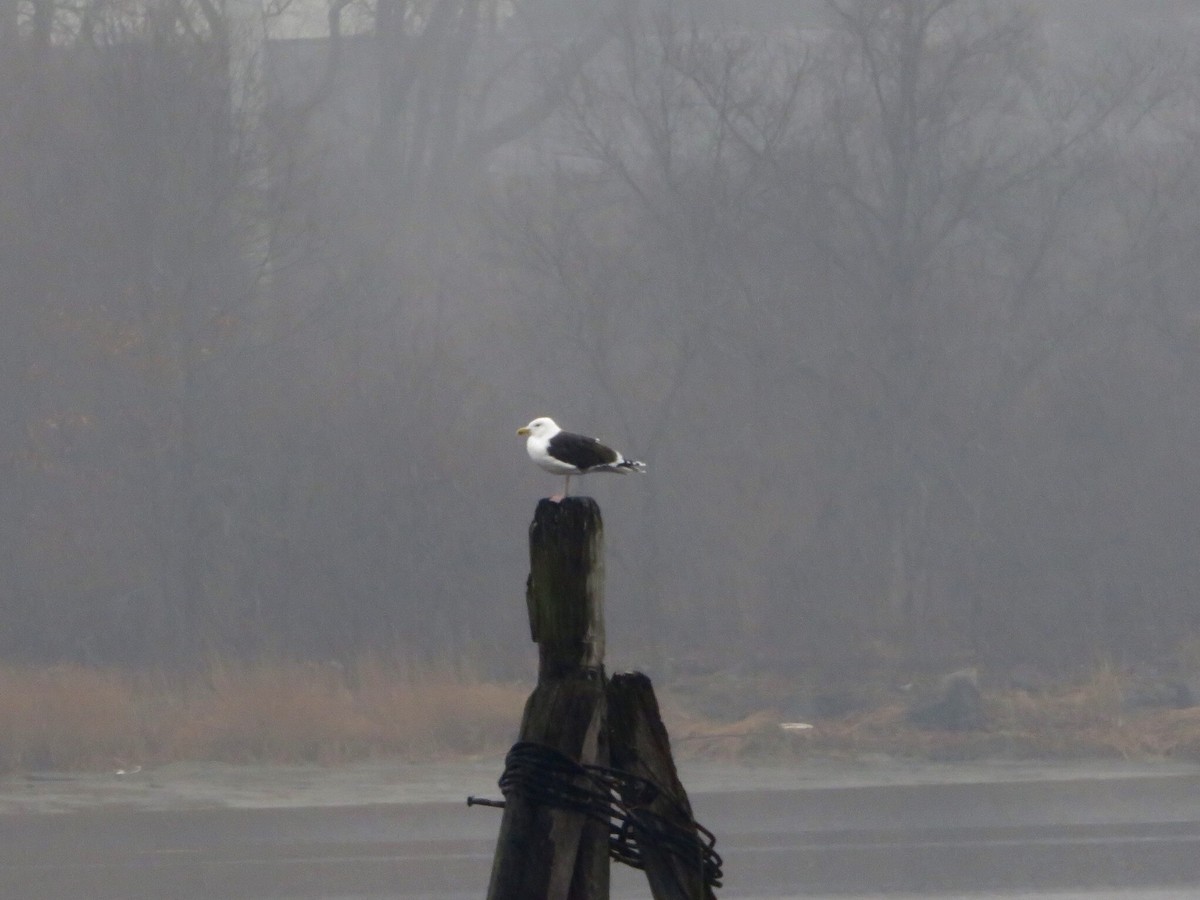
[3,0,1200,685]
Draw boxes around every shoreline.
[2,755,1197,815]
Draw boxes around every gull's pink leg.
[548,474,571,503]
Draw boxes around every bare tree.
[494,0,1200,675]
[752,0,1177,661]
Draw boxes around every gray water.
[2,760,1198,899]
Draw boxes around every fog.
[3,0,1200,683]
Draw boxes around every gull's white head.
[516,417,560,438]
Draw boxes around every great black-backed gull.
[517,417,647,499]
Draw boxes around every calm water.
[2,761,1198,899]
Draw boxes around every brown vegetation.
[2,662,1199,775]
[0,659,528,774]
[664,669,1200,765]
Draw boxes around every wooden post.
[608,672,717,900]
[487,498,610,900]
[525,498,606,679]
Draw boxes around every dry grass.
[3,660,1199,775]
[0,665,147,772]
[0,658,528,774]
[664,667,1200,764]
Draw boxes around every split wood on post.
[608,672,717,900]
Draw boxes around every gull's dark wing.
[547,430,620,470]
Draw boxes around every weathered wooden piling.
[487,497,610,900]
[525,498,606,679]
[608,672,717,900]
[485,497,717,900]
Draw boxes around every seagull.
[517,417,647,499]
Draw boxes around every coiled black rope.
[476,740,722,888]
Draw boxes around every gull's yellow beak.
[516,426,531,437]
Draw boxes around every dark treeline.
[3,0,1200,680]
